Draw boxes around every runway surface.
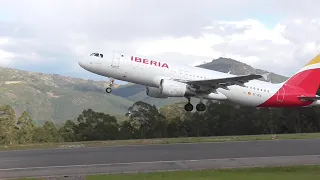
[1,139,320,179]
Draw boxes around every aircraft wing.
[176,73,267,90]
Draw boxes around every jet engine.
[146,86,168,98]
[159,79,196,97]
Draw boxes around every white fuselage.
[79,52,283,107]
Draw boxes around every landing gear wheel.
[184,103,193,111]
[196,103,206,112]
[105,77,114,94]
[106,87,112,93]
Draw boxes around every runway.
[1,139,320,179]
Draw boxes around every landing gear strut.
[196,97,206,111]
[184,97,193,111]
[106,78,114,93]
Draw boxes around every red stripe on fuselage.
[258,68,320,107]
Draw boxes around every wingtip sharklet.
[252,73,270,81]
[262,73,270,81]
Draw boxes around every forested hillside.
[1,99,320,145]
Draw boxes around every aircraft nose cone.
[78,61,84,68]
[78,60,88,69]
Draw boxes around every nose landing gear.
[106,87,112,93]
[106,78,114,93]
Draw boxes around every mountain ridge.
[0,66,133,124]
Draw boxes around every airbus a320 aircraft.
[78,51,320,112]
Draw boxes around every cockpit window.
[90,53,99,57]
[89,53,103,58]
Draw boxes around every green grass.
[87,165,320,180]
[1,132,320,151]
[12,165,320,180]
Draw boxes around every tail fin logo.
[284,53,320,95]
[303,54,320,68]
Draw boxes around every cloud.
[137,18,320,77]
[1,0,320,80]
[0,49,14,66]
[0,37,15,66]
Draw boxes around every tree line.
[1,100,320,145]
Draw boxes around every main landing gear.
[184,97,206,112]
[105,78,114,93]
[196,102,206,111]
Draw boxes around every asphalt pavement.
[1,139,320,179]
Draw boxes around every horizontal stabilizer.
[298,96,320,101]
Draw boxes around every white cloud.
[0,37,9,45]
[136,34,224,58]
[2,0,320,79]
[0,49,14,66]
[136,19,320,76]
[0,37,14,66]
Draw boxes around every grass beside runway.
[1,132,320,151]
[14,165,320,180]
[86,165,320,180]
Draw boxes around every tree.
[160,102,187,121]
[16,111,36,144]
[59,120,76,142]
[119,120,135,139]
[33,121,62,143]
[0,105,18,145]
[74,109,119,141]
[127,101,167,138]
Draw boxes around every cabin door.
[111,51,123,68]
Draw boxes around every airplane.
[78,51,320,112]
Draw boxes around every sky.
[1,0,320,81]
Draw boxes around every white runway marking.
[1,154,320,171]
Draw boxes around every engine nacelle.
[159,79,196,97]
[146,86,168,98]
